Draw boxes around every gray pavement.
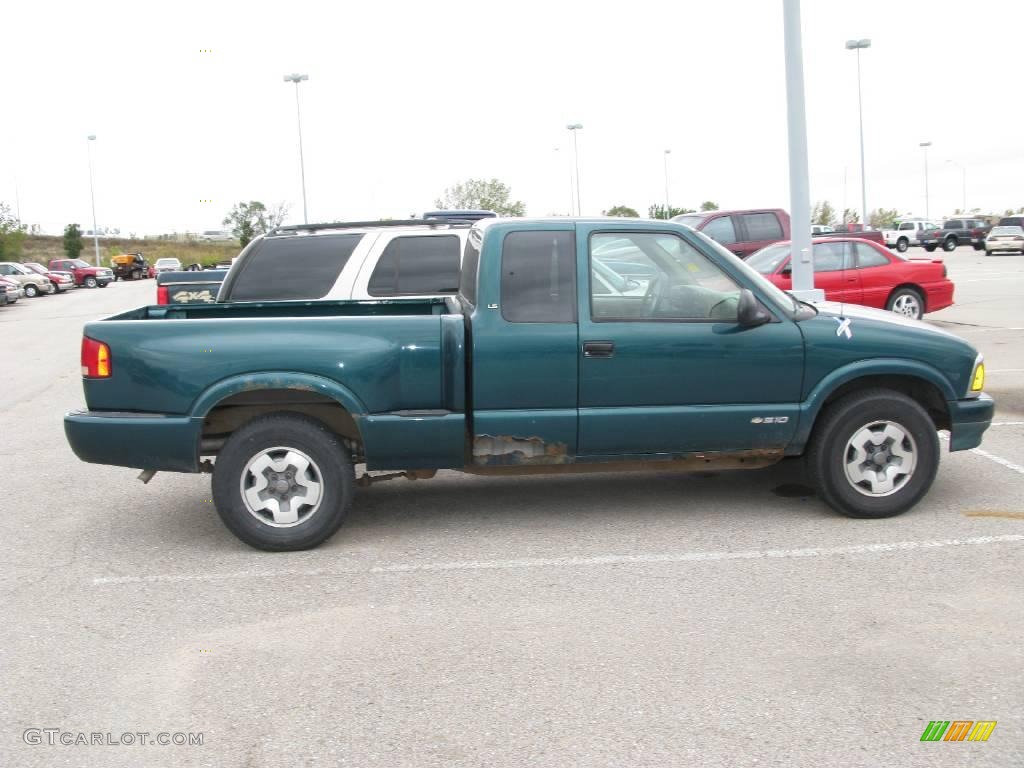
[2,249,1022,767]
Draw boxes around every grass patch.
[21,236,240,268]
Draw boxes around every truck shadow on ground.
[338,460,825,537]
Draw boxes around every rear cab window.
[225,234,362,301]
[500,231,576,323]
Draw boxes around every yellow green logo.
[920,721,997,742]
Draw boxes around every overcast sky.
[2,0,1022,236]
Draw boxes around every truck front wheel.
[807,389,939,519]
[942,238,957,252]
[212,413,354,551]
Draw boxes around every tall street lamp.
[845,38,871,227]
[86,134,100,266]
[283,73,309,224]
[783,0,821,300]
[567,123,583,215]
[663,149,672,219]
[919,141,932,220]
[946,159,966,212]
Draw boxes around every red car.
[745,237,954,320]
[23,262,75,293]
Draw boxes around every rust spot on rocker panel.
[472,435,570,466]
[465,447,784,475]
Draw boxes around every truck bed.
[109,296,457,321]
[82,297,465,418]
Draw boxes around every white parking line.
[967,448,1024,476]
[91,535,1024,585]
[991,422,1024,427]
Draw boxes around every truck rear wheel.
[807,389,939,519]
[212,413,354,551]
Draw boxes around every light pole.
[663,149,672,219]
[919,141,932,220]
[567,123,583,215]
[783,0,821,299]
[946,159,966,212]
[283,73,309,224]
[845,38,871,227]
[86,135,100,266]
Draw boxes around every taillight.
[81,337,111,378]
[157,285,169,305]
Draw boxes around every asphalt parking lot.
[2,249,1022,768]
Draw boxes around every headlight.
[968,355,985,397]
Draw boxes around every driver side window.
[589,232,741,322]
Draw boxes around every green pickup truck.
[65,218,993,550]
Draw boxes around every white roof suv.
[217,218,481,303]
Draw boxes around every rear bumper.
[947,394,994,451]
[986,242,1024,251]
[64,409,201,472]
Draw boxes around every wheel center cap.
[273,479,290,494]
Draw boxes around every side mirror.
[737,289,771,328]
[781,265,792,275]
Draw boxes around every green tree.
[841,208,860,225]
[868,208,900,229]
[811,200,836,226]
[648,204,694,220]
[435,178,525,217]
[0,202,27,261]
[699,200,719,212]
[222,201,289,247]
[63,223,84,259]
[603,205,640,217]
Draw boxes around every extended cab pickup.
[918,218,990,252]
[65,218,994,551]
[49,258,113,288]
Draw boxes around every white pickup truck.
[882,219,941,253]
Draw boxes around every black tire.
[212,413,354,551]
[896,238,909,253]
[885,286,925,319]
[131,269,141,280]
[98,282,108,288]
[985,250,992,256]
[24,284,38,298]
[807,389,939,519]
[924,245,936,252]
[84,276,97,288]
[942,238,957,252]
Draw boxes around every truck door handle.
[583,341,615,358]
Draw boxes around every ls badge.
[834,316,853,339]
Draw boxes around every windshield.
[156,258,180,266]
[673,215,703,229]
[688,230,799,315]
[745,243,790,274]
[23,263,47,274]
[68,259,90,268]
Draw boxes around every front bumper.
[65,409,202,472]
[948,394,995,451]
